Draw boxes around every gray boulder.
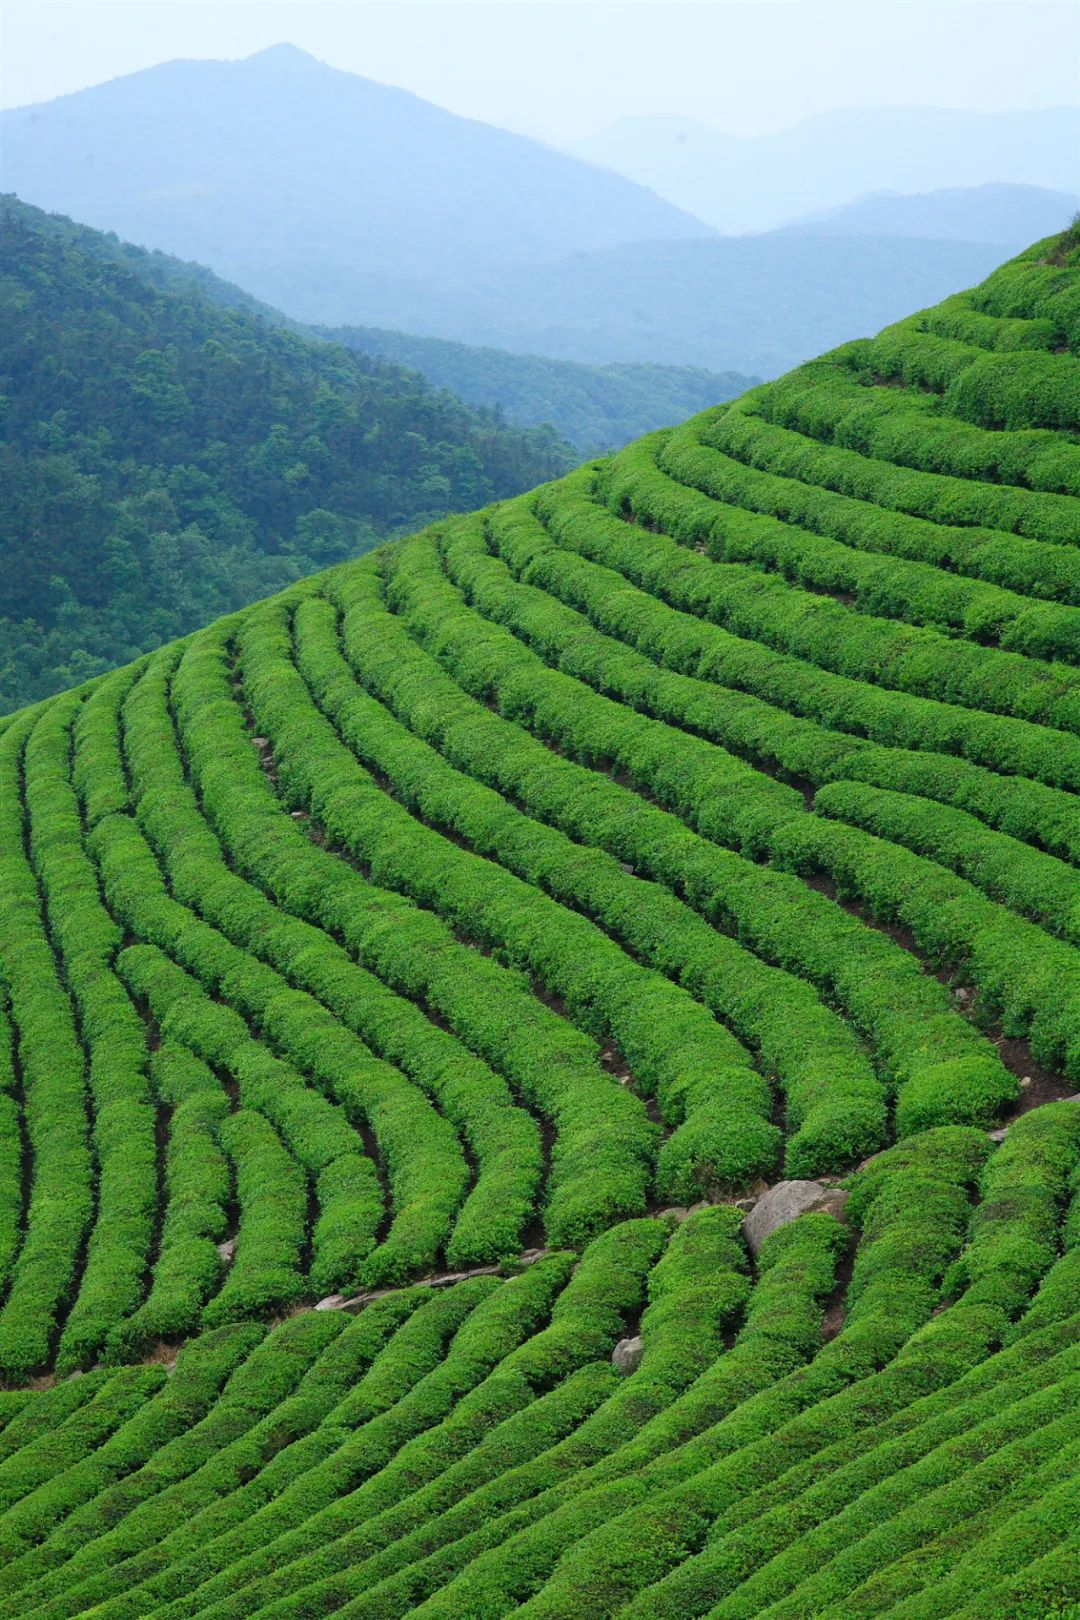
[612,1335,644,1375]
[743,1180,849,1256]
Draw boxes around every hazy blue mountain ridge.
[1,43,711,319]
[571,105,1080,231]
[335,232,1009,375]
[780,182,1079,242]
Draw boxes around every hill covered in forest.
[322,327,753,451]
[0,195,577,711]
[0,232,1077,1615]
[6,192,753,457]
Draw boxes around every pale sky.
[1,0,1077,143]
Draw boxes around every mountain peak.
[0,53,708,306]
[241,43,322,69]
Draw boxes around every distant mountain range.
[322,233,1010,377]
[1,43,708,320]
[4,49,1076,382]
[780,182,1079,244]
[571,106,1080,233]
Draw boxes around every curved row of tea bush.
[0,232,1077,1615]
[0,711,93,1381]
[335,555,881,1184]
[484,489,1080,1081]
[370,533,1010,1144]
[601,437,1080,734]
[119,645,543,1272]
[443,508,1019,1116]
[711,391,1080,555]
[2,1112,1076,1617]
[530,470,1080,792]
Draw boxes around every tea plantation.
[0,231,1077,1617]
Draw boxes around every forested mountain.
[0,44,708,322]
[572,105,1080,232]
[9,195,753,454]
[323,328,754,451]
[0,235,1077,1618]
[0,195,574,711]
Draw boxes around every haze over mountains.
[327,233,1014,377]
[1,43,705,314]
[4,46,1078,379]
[571,105,1080,232]
[779,182,1080,245]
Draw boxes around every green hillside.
[0,195,573,712]
[322,327,755,454]
[0,234,1078,1617]
[2,194,754,457]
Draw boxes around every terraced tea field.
[0,232,1078,1616]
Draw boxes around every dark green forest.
[323,327,753,451]
[5,196,749,454]
[0,196,574,711]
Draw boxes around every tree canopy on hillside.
[0,196,573,710]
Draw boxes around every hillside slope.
[0,195,573,711]
[322,328,754,452]
[0,235,1078,1618]
[0,44,708,316]
[6,191,753,454]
